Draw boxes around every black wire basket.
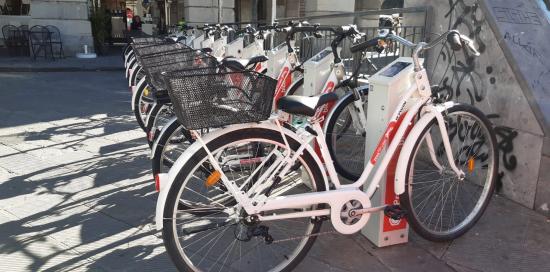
[140,52,218,91]
[133,42,191,61]
[131,37,172,46]
[162,70,277,130]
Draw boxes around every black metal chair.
[2,25,18,56]
[45,25,64,58]
[17,25,30,56]
[29,25,54,60]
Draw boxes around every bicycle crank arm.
[348,205,387,217]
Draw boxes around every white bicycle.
[156,29,498,271]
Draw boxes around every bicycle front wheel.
[162,127,326,272]
[401,104,498,241]
[325,90,368,181]
[151,120,193,177]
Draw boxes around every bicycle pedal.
[384,205,407,220]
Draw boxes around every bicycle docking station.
[193,34,205,49]
[225,36,245,58]
[266,41,295,79]
[300,46,341,185]
[303,47,339,96]
[362,57,423,247]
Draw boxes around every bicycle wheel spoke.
[405,109,496,239]
[164,134,323,271]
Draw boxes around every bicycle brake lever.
[460,35,480,56]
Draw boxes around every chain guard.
[329,191,371,234]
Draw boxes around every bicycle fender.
[322,91,354,134]
[128,65,139,86]
[150,117,178,158]
[124,49,134,67]
[125,56,136,78]
[131,77,147,111]
[144,102,160,132]
[129,66,141,87]
[394,102,455,195]
[155,122,329,231]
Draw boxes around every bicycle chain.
[272,230,338,244]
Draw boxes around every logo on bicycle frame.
[313,81,336,120]
[274,66,291,103]
[370,121,397,165]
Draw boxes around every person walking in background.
[177,17,186,31]
[131,15,143,31]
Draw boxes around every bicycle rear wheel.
[401,104,498,241]
[162,127,326,272]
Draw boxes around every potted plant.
[89,6,109,55]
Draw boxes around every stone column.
[354,0,384,28]
[304,0,355,25]
[183,0,235,25]
[30,0,93,55]
[284,0,301,18]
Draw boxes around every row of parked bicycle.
[122,22,498,272]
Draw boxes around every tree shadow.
[0,72,175,271]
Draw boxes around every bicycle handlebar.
[284,23,362,63]
[350,29,480,70]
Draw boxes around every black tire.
[126,58,137,78]
[129,65,143,87]
[324,90,367,180]
[400,104,498,241]
[144,103,171,147]
[162,127,326,272]
[132,82,150,132]
[151,119,193,178]
[123,44,132,60]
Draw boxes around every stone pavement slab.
[1,71,550,271]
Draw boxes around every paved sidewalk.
[1,71,550,271]
[0,56,124,72]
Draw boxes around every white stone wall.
[183,0,235,24]
[304,0,356,25]
[30,0,93,55]
[405,0,546,209]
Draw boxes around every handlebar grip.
[447,31,462,51]
[350,38,379,53]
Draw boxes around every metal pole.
[218,0,223,23]
[165,0,171,30]
[270,0,275,49]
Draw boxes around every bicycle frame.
[171,67,466,235]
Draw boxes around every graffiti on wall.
[431,0,519,191]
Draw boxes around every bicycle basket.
[162,70,277,130]
[133,42,190,61]
[141,53,218,91]
[131,36,173,46]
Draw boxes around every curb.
[0,67,125,72]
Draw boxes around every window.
[0,0,30,15]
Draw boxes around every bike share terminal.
[362,57,422,247]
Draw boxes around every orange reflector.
[468,157,475,173]
[205,171,221,187]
